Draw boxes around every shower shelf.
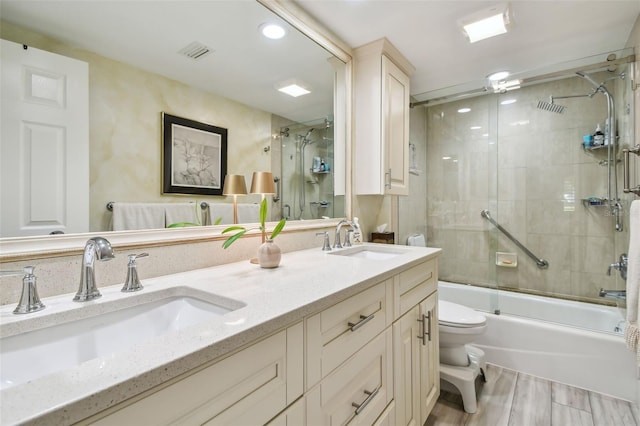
[581,197,609,207]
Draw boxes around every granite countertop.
[0,243,440,425]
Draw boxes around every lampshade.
[222,174,248,196]
[250,171,276,194]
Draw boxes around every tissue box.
[371,232,394,244]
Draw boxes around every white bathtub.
[438,281,637,402]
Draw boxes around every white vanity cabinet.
[353,38,415,196]
[86,323,304,426]
[76,252,440,426]
[392,259,440,426]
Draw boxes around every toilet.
[407,234,488,414]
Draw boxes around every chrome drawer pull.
[351,387,379,415]
[416,312,432,345]
[348,313,375,332]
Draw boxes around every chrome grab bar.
[481,210,549,269]
[623,144,640,196]
[273,176,281,202]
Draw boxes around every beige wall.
[1,22,273,232]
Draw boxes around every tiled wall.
[423,73,633,303]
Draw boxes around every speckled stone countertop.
[0,243,440,425]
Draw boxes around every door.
[393,305,421,426]
[1,39,89,237]
[382,55,409,196]
[419,293,440,423]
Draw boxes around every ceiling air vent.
[178,41,213,60]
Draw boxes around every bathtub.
[438,281,637,402]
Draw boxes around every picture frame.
[162,112,227,196]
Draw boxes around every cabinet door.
[419,293,440,424]
[381,55,410,196]
[393,305,421,426]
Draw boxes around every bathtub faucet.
[599,288,626,301]
[607,253,628,280]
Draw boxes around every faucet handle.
[121,253,148,292]
[316,232,332,251]
[12,266,45,314]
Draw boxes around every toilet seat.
[438,300,486,328]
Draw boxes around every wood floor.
[426,364,638,426]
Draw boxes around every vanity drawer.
[395,258,437,319]
[306,279,392,388]
[306,328,393,426]
[89,324,303,426]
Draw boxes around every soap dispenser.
[352,217,363,244]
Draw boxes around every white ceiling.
[298,0,640,101]
[0,0,337,124]
[2,1,638,113]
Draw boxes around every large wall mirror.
[0,0,350,247]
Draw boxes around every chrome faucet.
[121,253,149,292]
[316,232,332,251]
[74,237,115,302]
[607,253,628,280]
[1,266,45,314]
[334,219,354,249]
[599,288,626,301]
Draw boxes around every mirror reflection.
[0,0,346,238]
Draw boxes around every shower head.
[537,97,565,114]
[304,128,315,139]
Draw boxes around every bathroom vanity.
[0,244,440,425]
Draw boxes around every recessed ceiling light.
[501,99,517,105]
[488,71,510,81]
[278,84,310,97]
[458,107,471,113]
[459,3,512,43]
[260,23,286,40]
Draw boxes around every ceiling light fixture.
[278,83,310,97]
[260,23,286,40]
[459,3,512,43]
[457,107,471,113]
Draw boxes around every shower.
[296,129,315,219]
[537,71,625,232]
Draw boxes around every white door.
[1,39,89,237]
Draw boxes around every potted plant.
[222,198,286,268]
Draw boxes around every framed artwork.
[162,112,227,196]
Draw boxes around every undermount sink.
[329,245,406,260]
[0,292,244,390]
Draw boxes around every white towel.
[111,203,166,231]
[625,200,640,365]
[164,203,198,226]
[237,203,260,224]
[208,203,234,225]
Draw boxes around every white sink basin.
[0,293,243,390]
[329,245,405,260]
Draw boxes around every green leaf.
[222,225,246,234]
[167,222,200,228]
[222,230,248,249]
[259,198,268,227]
[270,218,287,240]
[214,217,223,225]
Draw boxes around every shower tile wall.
[425,74,629,303]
